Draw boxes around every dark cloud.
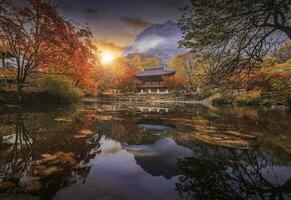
[83,8,100,20]
[56,0,190,46]
[120,17,151,30]
[84,8,99,14]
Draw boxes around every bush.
[38,76,83,104]
[235,91,261,105]
[195,87,218,100]
[213,96,234,105]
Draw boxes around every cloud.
[133,35,165,53]
[120,17,151,30]
[84,8,99,14]
[84,8,100,20]
[95,40,125,51]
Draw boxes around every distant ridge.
[123,20,188,62]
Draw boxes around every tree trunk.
[1,52,5,68]
[17,82,23,104]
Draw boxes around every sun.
[101,52,114,65]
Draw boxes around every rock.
[3,104,20,109]
[55,151,75,158]
[63,156,77,166]
[39,166,63,177]
[30,164,47,173]
[30,177,42,181]
[74,129,94,139]
[74,135,87,139]
[41,154,58,162]
[29,160,41,166]
[24,180,42,193]
[28,151,77,178]
[54,117,72,122]
[78,129,93,135]
[0,181,15,191]
[55,152,77,166]
[9,172,23,181]
[45,158,61,166]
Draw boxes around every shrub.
[38,76,83,104]
[235,91,261,105]
[213,95,234,105]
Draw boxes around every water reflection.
[0,108,102,199]
[176,142,291,200]
[0,114,32,181]
[0,103,290,200]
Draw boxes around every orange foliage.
[114,67,140,92]
[163,76,186,90]
[0,0,100,90]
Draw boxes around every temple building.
[135,67,176,94]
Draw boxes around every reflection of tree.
[176,143,291,200]
[73,134,102,183]
[0,110,103,198]
[0,114,32,180]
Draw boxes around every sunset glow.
[101,52,114,65]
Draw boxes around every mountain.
[123,20,188,62]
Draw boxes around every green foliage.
[195,86,218,100]
[170,53,214,91]
[38,76,83,104]
[141,56,161,69]
[235,91,261,106]
[179,0,291,79]
[97,80,106,96]
[259,57,291,105]
[276,43,291,63]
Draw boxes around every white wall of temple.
[138,88,169,94]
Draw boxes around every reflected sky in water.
[55,138,183,200]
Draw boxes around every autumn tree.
[163,76,185,92]
[170,52,214,92]
[141,56,161,69]
[170,52,197,90]
[0,41,10,68]
[0,0,9,68]
[114,67,140,93]
[120,54,143,71]
[0,0,96,91]
[179,0,291,80]
[276,43,291,63]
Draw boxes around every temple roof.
[135,67,175,77]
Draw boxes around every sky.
[57,0,190,49]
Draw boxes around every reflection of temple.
[136,117,174,134]
[135,67,176,94]
[137,124,171,134]
[137,106,169,113]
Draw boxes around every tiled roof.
[135,67,175,77]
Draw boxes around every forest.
[0,0,290,107]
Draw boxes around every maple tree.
[0,0,97,91]
[163,76,185,91]
[114,67,140,93]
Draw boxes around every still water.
[0,102,291,200]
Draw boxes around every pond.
[0,102,291,200]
